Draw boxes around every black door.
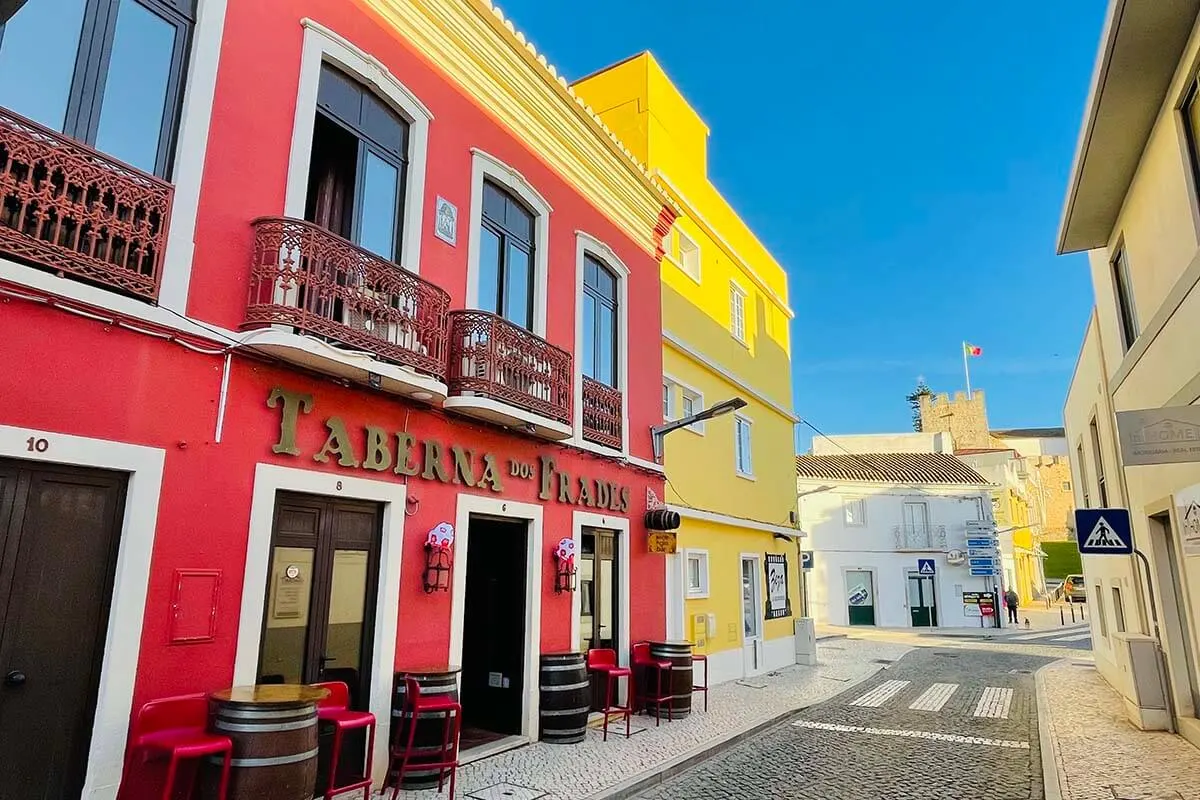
[908,574,938,627]
[579,529,619,710]
[257,493,382,709]
[0,460,127,800]
[461,517,527,742]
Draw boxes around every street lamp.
[651,396,747,462]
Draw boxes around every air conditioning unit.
[1114,632,1170,730]
[794,618,817,666]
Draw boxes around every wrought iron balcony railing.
[582,376,622,449]
[0,105,173,300]
[244,217,450,380]
[892,524,948,551]
[447,310,572,425]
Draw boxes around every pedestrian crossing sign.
[917,558,935,575]
[1075,508,1134,555]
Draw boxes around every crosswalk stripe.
[1053,632,1092,642]
[792,720,1029,749]
[849,680,910,707]
[1009,625,1088,641]
[908,683,958,712]
[973,687,1013,719]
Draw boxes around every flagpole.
[962,341,972,397]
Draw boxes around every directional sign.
[968,548,997,557]
[968,557,997,569]
[966,520,997,531]
[966,537,998,548]
[1075,508,1134,555]
[801,551,814,571]
[917,558,935,575]
[970,567,997,576]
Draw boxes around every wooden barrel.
[204,696,320,800]
[646,641,693,718]
[538,652,589,744]
[390,670,460,789]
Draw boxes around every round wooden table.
[204,684,328,800]
[647,640,694,718]
[391,666,461,789]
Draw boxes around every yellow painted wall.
[679,520,801,657]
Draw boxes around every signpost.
[801,551,814,571]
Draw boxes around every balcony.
[445,310,573,440]
[0,105,172,301]
[892,524,948,552]
[243,217,450,400]
[582,376,622,449]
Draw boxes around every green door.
[907,574,938,627]
[845,570,875,626]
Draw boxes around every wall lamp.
[651,396,747,462]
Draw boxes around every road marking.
[1053,632,1092,642]
[973,687,1013,719]
[1009,625,1088,641]
[792,720,1028,749]
[849,680,910,707]
[908,683,958,712]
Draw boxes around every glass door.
[907,573,938,627]
[579,529,619,711]
[741,557,762,675]
[845,570,875,625]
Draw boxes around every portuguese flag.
[964,343,982,357]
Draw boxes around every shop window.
[305,64,409,262]
[686,550,709,598]
[0,0,194,178]
[581,253,619,387]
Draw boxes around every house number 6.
[25,437,49,453]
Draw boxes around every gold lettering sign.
[268,387,630,510]
[647,532,677,554]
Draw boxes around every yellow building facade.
[574,53,802,684]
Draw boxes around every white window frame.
[685,548,710,598]
[465,148,552,336]
[675,229,701,283]
[663,373,705,435]
[843,497,866,527]
[730,280,748,343]
[734,412,754,479]
[283,20,433,274]
[663,380,676,421]
[573,231,630,456]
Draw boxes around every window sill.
[736,471,756,482]
[686,590,709,600]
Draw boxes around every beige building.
[1059,1,1200,747]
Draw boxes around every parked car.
[1064,574,1087,603]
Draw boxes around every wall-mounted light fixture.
[423,522,454,594]
[651,397,747,462]
[553,536,577,594]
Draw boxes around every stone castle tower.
[918,390,992,450]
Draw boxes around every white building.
[797,451,998,629]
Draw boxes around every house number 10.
[26,437,49,453]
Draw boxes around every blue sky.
[496,1,1106,449]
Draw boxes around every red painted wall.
[187,0,664,461]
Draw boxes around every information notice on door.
[764,553,791,619]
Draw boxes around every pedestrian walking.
[1004,588,1019,624]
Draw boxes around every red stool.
[384,675,460,798]
[587,648,632,741]
[119,693,232,800]
[313,681,377,798]
[692,652,709,711]
[632,642,674,726]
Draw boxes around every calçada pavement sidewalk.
[380,637,912,800]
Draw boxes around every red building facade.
[0,0,675,796]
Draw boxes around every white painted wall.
[800,480,994,629]
[810,432,954,455]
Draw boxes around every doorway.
[460,516,528,750]
[845,570,876,625]
[579,528,619,709]
[1150,512,1200,716]
[907,572,938,627]
[0,460,127,800]
[257,493,382,788]
[741,556,763,675]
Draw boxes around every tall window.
[1077,443,1091,509]
[734,415,753,476]
[582,254,618,386]
[478,180,535,330]
[1090,417,1108,507]
[1183,80,1200,205]
[844,498,866,526]
[662,381,674,420]
[305,64,409,261]
[730,282,747,342]
[680,386,703,431]
[1110,245,1138,351]
[1112,586,1127,633]
[0,0,194,177]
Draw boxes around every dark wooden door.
[0,460,127,800]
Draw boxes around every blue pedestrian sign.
[1075,508,1134,555]
[801,551,814,571]
[917,558,936,575]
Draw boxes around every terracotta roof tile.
[794,452,989,485]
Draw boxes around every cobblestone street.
[635,647,1053,800]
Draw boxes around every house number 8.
[25,437,49,453]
